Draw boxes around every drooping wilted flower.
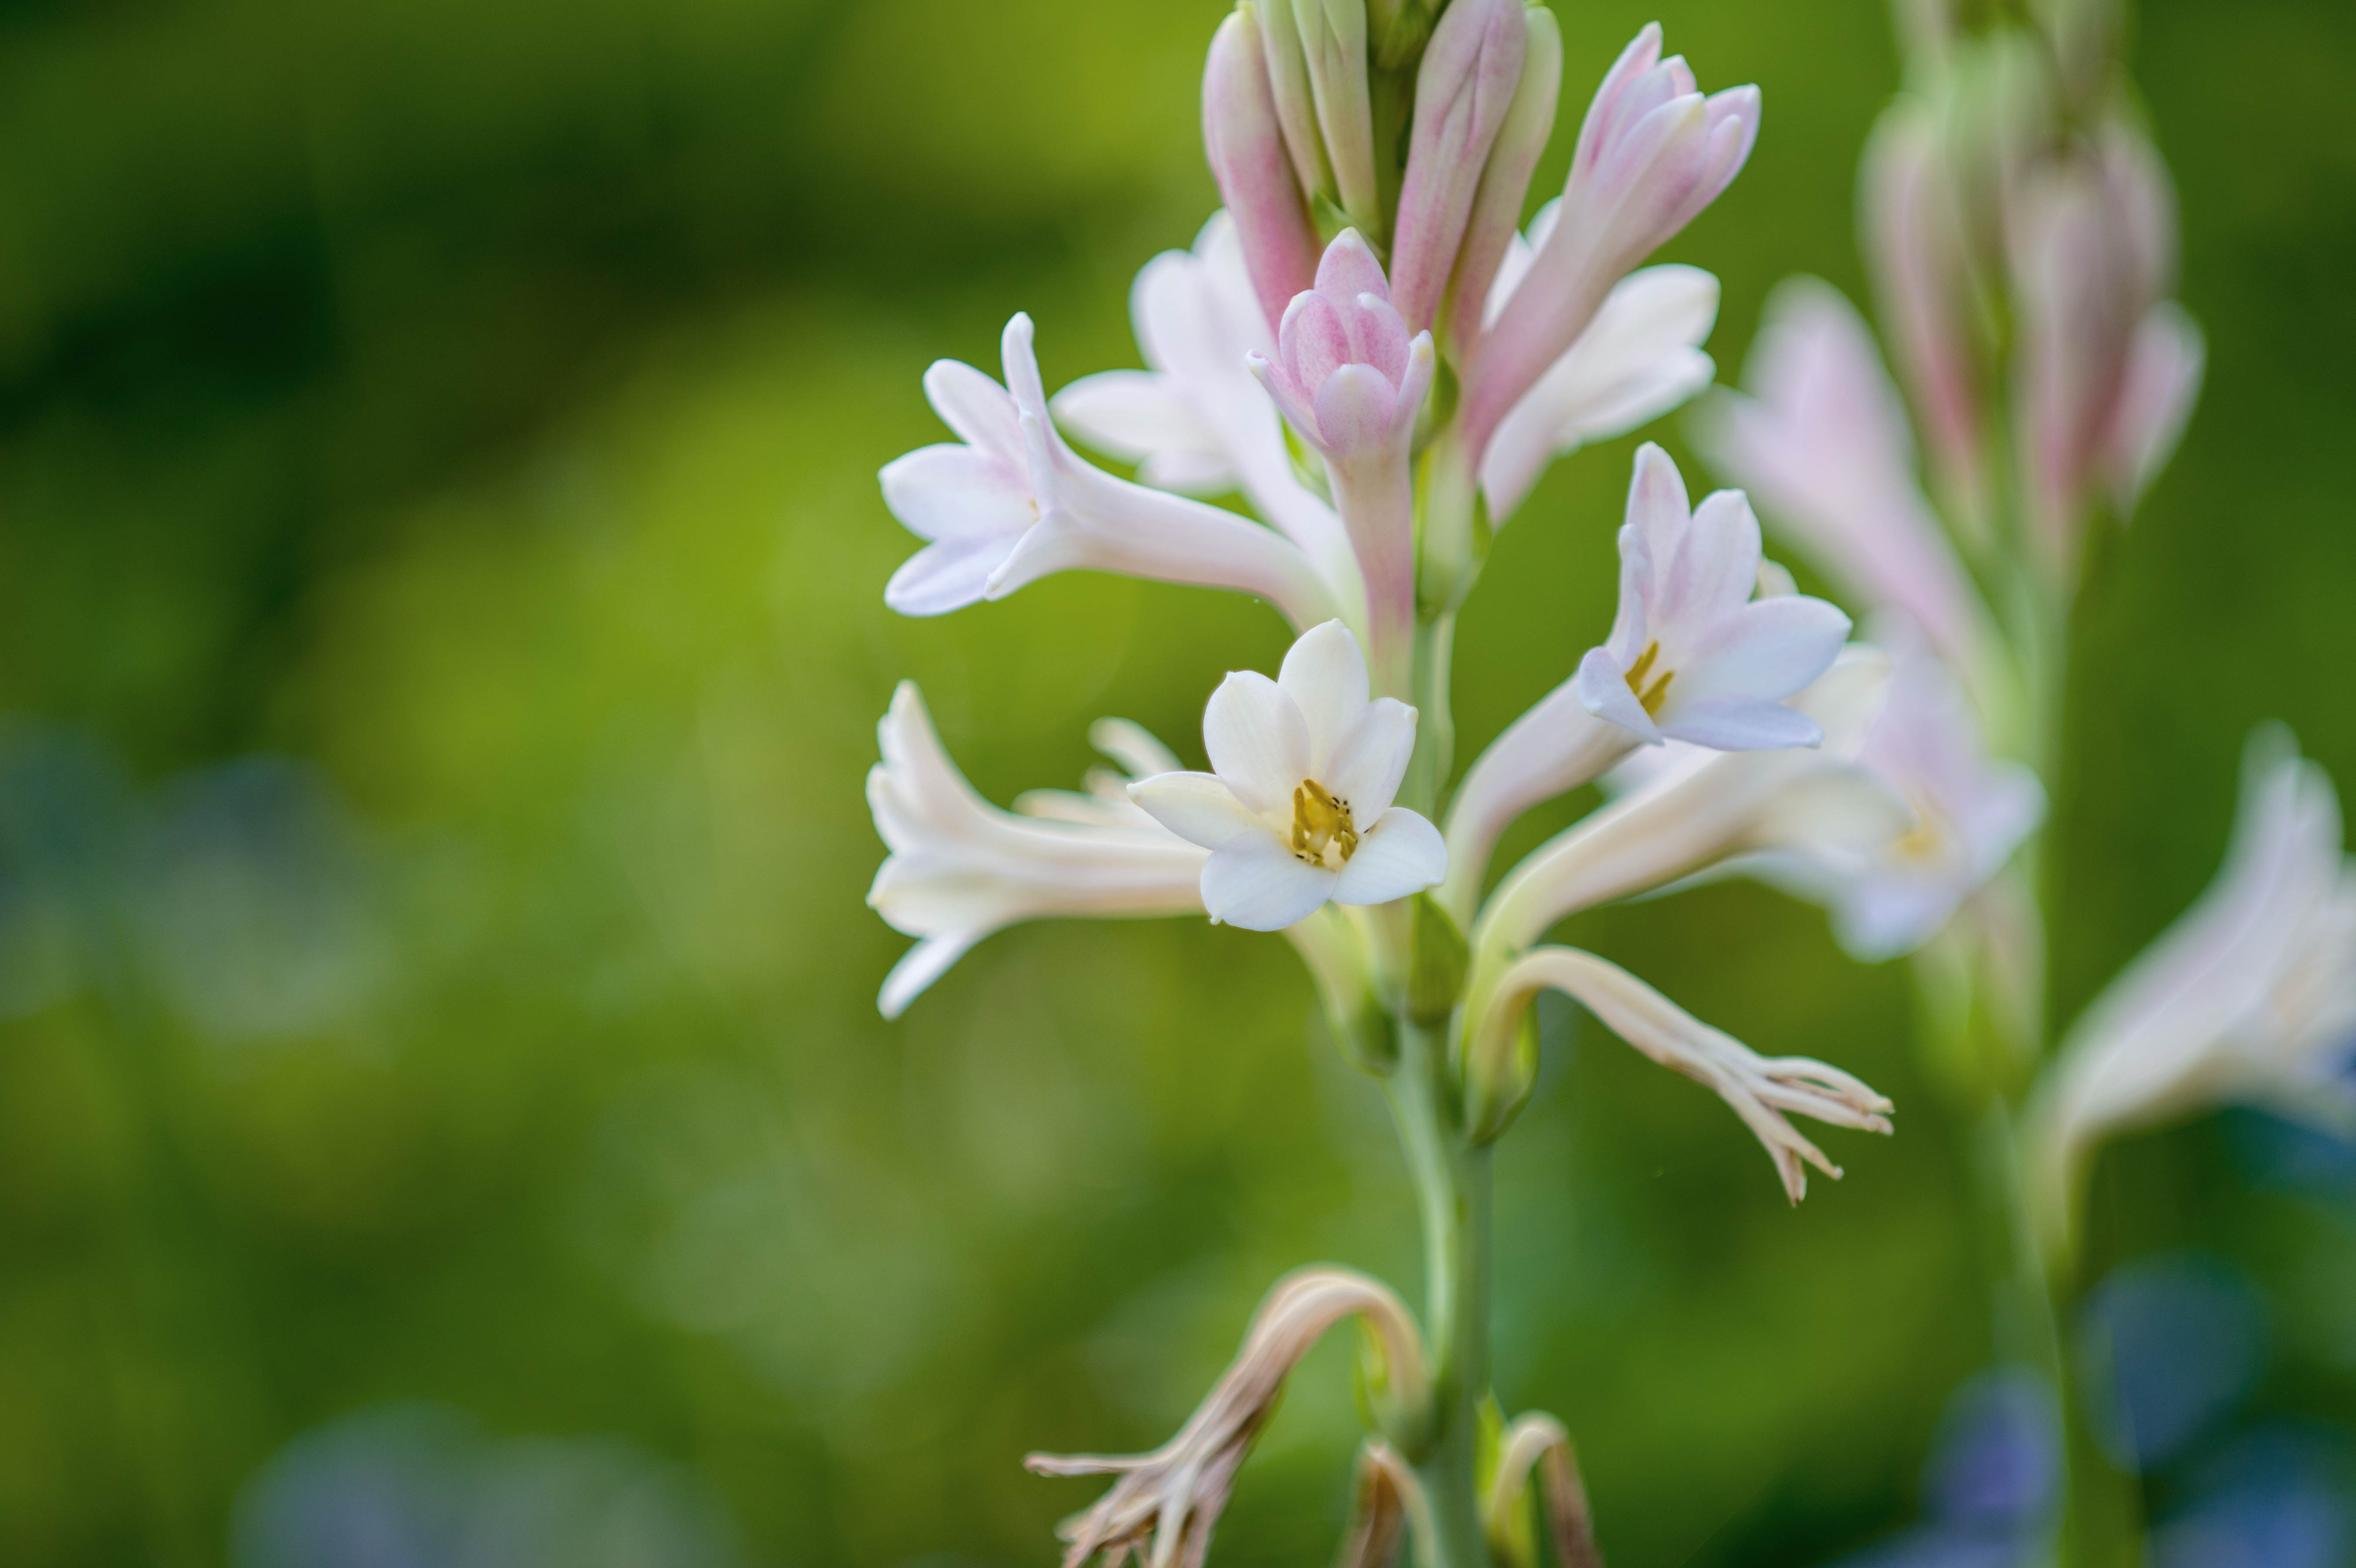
[1027,1266,1429,1568]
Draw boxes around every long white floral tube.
[879,314,1340,631]
[866,684,1210,1019]
[1465,946,1894,1194]
[2024,727,2356,1258]
[1472,646,1898,961]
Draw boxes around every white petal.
[1090,717,1185,781]
[1277,620,1372,769]
[1680,594,1852,704]
[1624,442,1692,551]
[1662,489,1762,630]
[1574,645,1665,744]
[885,536,1014,617]
[1053,370,1223,476]
[1658,695,1823,751]
[879,445,1034,541]
[1321,697,1418,822]
[1202,837,1336,930]
[1332,808,1447,905]
[878,930,989,1020]
[1203,671,1311,814]
[1127,771,1263,851]
[923,359,1022,459]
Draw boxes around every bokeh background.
[2,0,2352,1563]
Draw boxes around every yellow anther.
[1290,778,1359,866]
[1625,640,1674,717]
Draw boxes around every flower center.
[1890,791,1950,865]
[1624,640,1676,717]
[1290,778,1358,868]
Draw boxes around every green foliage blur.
[1,0,2352,1563]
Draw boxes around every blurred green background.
[1,0,2351,1563]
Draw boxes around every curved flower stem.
[1384,1017,1493,1568]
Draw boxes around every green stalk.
[1386,1018,1493,1568]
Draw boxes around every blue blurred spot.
[2150,1427,2350,1568]
[2223,1103,2356,1198]
[2078,1254,2267,1472]
[232,1402,745,1568]
[1924,1369,2061,1528]
[132,757,389,1045]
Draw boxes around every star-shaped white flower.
[1574,443,1852,749]
[1130,621,1447,932]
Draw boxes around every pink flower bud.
[1204,8,1322,334]
[1248,231,1437,695]
[1862,99,1981,501]
[1249,230,1434,461]
[1388,0,1527,335]
[1443,3,1561,352]
[1459,24,1758,463]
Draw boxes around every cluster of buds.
[863,4,1913,1562]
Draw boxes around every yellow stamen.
[1625,640,1674,717]
[1291,778,1359,867]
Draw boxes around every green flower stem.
[1385,1017,1493,1568]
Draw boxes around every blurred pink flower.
[1693,278,1996,683]
[1202,10,1320,334]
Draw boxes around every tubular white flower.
[1472,645,1899,962]
[1479,230,1720,524]
[1051,213,1361,602]
[1459,24,1758,462]
[879,313,1339,630]
[1464,946,1896,1190]
[1250,233,1437,693]
[1692,279,1999,689]
[1574,443,1852,750]
[1027,1265,1430,1568]
[866,684,1210,1019]
[2026,729,2356,1257]
[1129,620,1446,933]
[1747,636,2045,961]
[1439,688,1634,927]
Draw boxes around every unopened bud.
[1444,3,1561,353]
[1208,7,1324,333]
[1389,0,1528,335]
[1861,98,1982,500]
[1255,0,1336,206]
[1293,0,1382,235]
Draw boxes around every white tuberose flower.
[1130,621,1447,932]
[867,684,1210,1018]
[1575,443,1852,750]
[878,313,1337,630]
